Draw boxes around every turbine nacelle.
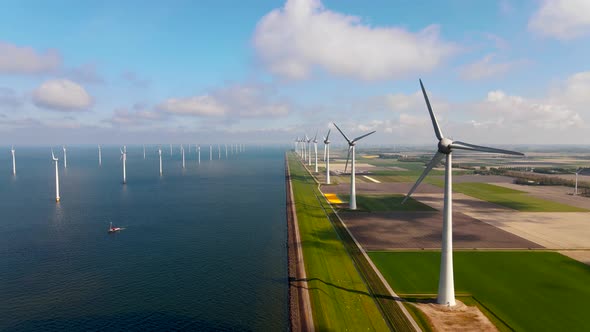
[438,138,453,154]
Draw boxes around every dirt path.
[414,300,498,332]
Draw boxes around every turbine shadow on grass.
[289,277,404,302]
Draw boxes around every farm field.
[369,251,590,332]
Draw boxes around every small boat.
[108,221,122,233]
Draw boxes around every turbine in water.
[51,149,60,202]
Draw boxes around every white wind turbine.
[209,145,212,161]
[170,144,173,156]
[323,129,331,184]
[402,79,524,306]
[198,145,201,164]
[333,123,375,210]
[11,145,16,175]
[98,145,102,167]
[303,135,308,161]
[158,146,163,176]
[63,145,67,169]
[313,131,319,173]
[181,144,185,168]
[120,145,127,184]
[306,135,312,166]
[225,144,228,158]
[574,168,586,195]
[218,144,221,159]
[51,149,60,202]
[143,144,146,160]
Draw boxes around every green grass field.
[369,251,590,331]
[287,154,390,330]
[450,182,589,212]
[340,194,435,212]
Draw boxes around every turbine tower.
[324,129,331,184]
[402,79,524,306]
[218,144,221,159]
[143,145,146,160]
[98,145,102,167]
[333,123,375,210]
[198,145,201,164]
[51,149,60,202]
[63,145,67,169]
[170,144,173,156]
[574,168,585,195]
[11,145,16,175]
[158,146,163,176]
[313,131,319,173]
[181,144,185,169]
[307,135,312,166]
[120,146,127,184]
[225,144,228,158]
[209,145,212,161]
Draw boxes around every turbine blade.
[314,130,318,141]
[333,123,352,144]
[419,79,444,140]
[344,146,351,174]
[352,130,376,143]
[326,128,331,140]
[451,141,524,156]
[402,151,444,204]
[51,149,55,159]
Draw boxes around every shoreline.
[285,153,314,331]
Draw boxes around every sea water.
[0,146,288,331]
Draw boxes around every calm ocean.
[0,146,288,331]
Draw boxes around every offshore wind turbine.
[143,145,146,160]
[62,145,67,169]
[158,146,163,176]
[209,145,212,161]
[51,149,60,202]
[218,144,221,159]
[324,129,331,184]
[170,144,173,156]
[181,144,185,168]
[225,144,228,158]
[11,145,15,175]
[333,123,375,210]
[402,79,524,306]
[98,145,102,167]
[198,145,201,164]
[120,145,127,184]
[313,131,319,173]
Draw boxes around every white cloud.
[32,79,92,111]
[460,54,527,80]
[159,95,226,117]
[253,0,456,80]
[110,105,163,126]
[159,84,290,118]
[0,41,61,74]
[529,0,590,40]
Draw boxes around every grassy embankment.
[369,251,590,331]
[289,153,419,331]
[288,153,390,330]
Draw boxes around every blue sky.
[0,0,589,145]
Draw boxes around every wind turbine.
[143,145,146,160]
[198,145,201,164]
[51,149,60,202]
[333,123,375,210]
[225,144,228,158]
[98,145,102,167]
[158,146,163,176]
[62,145,67,169]
[209,145,212,161]
[303,135,308,161]
[218,144,221,159]
[313,131,319,173]
[402,79,524,306]
[120,145,127,184]
[11,145,15,175]
[181,144,185,168]
[306,135,312,165]
[170,144,173,156]
[324,129,331,184]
